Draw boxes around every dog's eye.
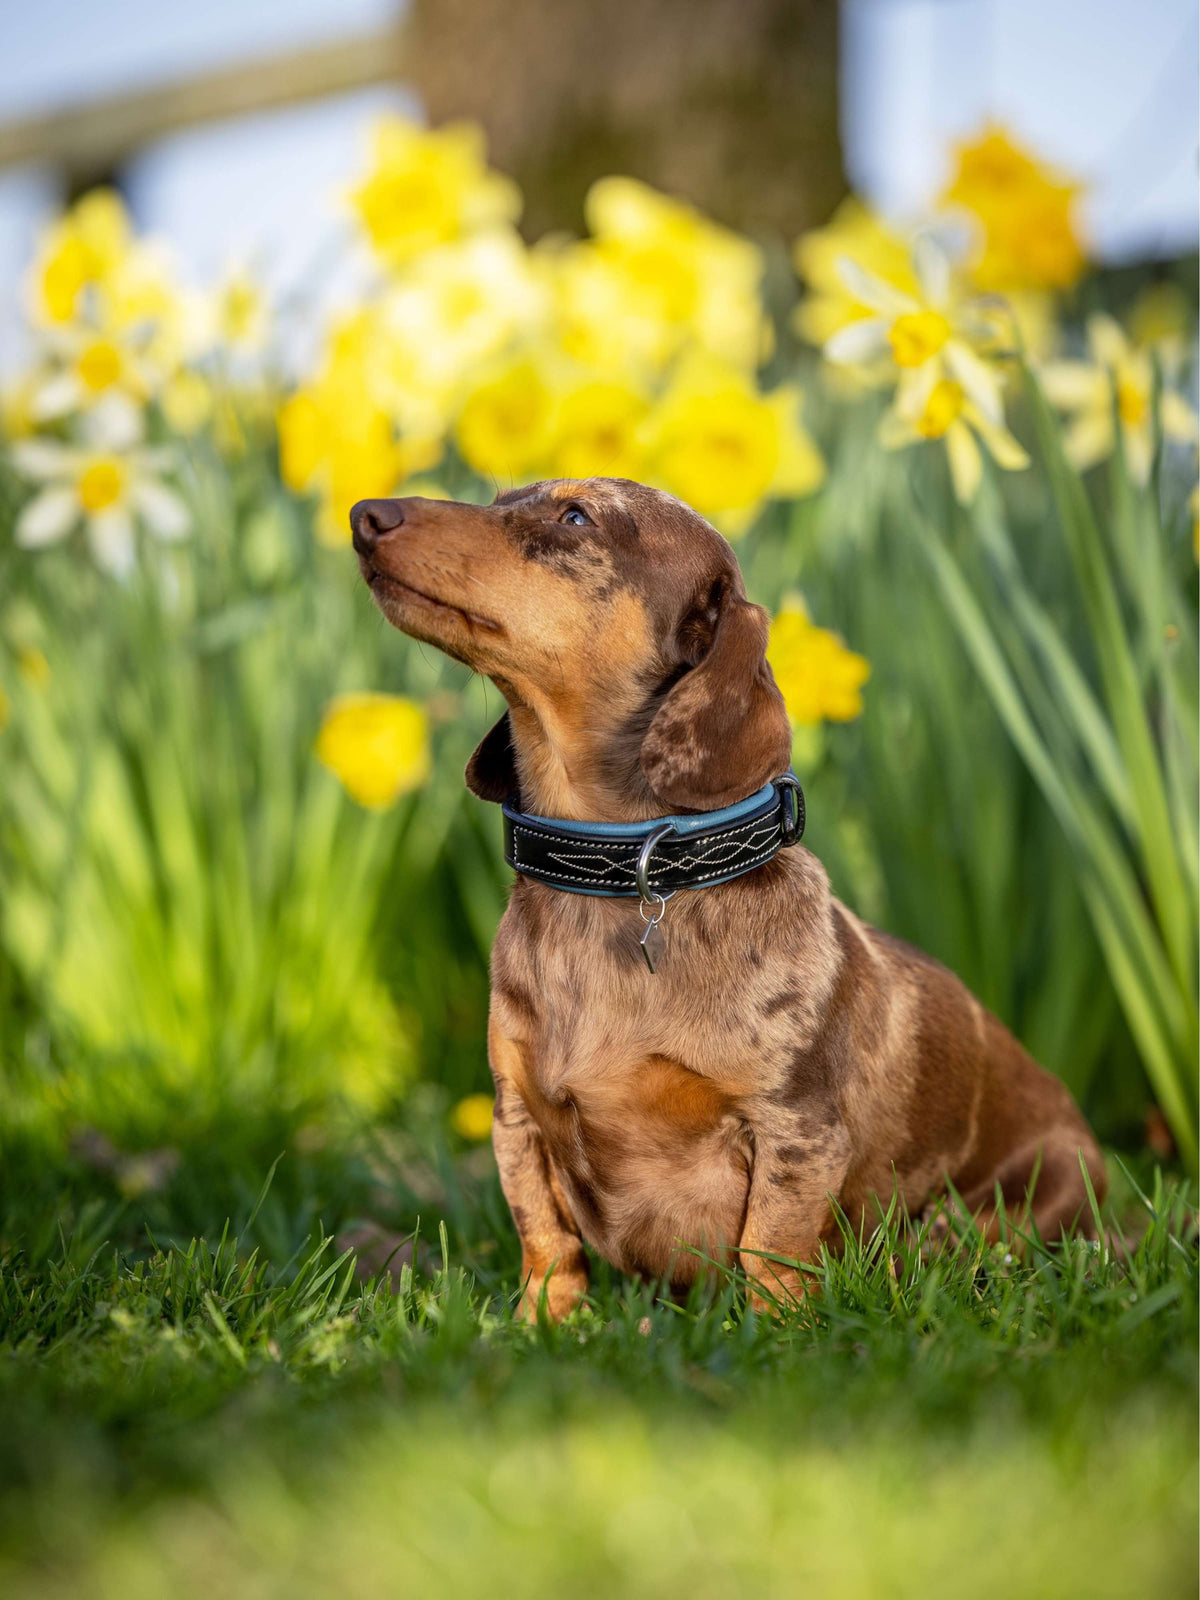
[560,506,591,527]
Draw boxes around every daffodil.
[278,312,437,544]
[550,378,648,480]
[818,236,1028,503]
[767,598,870,725]
[880,363,1029,504]
[451,1093,495,1141]
[11,417,190,577]
[29,323,152,431]
[454,357,559,483]
[315,694,430,808]
[1039,314,1198,485]
[30,189,186,379]
[823,234,997,397]
[942,125,1086,293]
[792,198,920,352]
[31,189,133,325]
[211,270,268,353]
[645,356,824,534]
[375,229,548,433]
[350,117,521,267]
[576,177,768,374]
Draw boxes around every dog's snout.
[350,498,405,555]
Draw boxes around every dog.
[351,477,1107,1319]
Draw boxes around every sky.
[0,0,1196,371]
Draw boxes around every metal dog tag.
[639,916,666,973]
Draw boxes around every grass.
[0,1120,1195,1598]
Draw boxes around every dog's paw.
[519,1268,589,1324]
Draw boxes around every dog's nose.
[350,498,405,555]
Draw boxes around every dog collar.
[501,773,804,899]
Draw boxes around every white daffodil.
[12,417,190,578]
[29,322,153,433]
[1040,313,1198,485]
[880,362,1030,504]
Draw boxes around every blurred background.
[1,0,1197,368]
[0,0,1196,1234]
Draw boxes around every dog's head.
[351,479,790,817]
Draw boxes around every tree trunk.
[402,0,845,240]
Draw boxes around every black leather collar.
[501,774,804,899]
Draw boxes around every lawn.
[0,1128,1195,1598]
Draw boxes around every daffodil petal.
[133,480,191,541]
[894,362,939,422]
[1063,412,1114,473]
[84,393,143,451]
[88,509,136,577]
[969,409,1030,471]
[944,341,1003,425]
[11,440,76,480]
[1086,314,1129,369]
[16,486,78,547]
[824,317,891,366]
[878,408,918,450]
[1039,361,1105,410]
[834,256,917,317]
[30,372,83,421]
[946,421,982,503]
[912,234,951,309]
[1123,425,1152,487]
[1161,391,1199,445]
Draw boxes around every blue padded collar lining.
[501,780,777,840]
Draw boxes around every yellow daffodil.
[451,1093,495,1142]
[350,117,521,267]
[942,125,1086,293]
[550,378,649,480]
[577,177,768,374]
[315,694,430,809]
[1040,314,1198,485]
[375,229,548,433]
[278,313,438,544]
[767,598,870,726]
[823,234,998,395]
[31,189,132,325]
[454,357,559,483]
[880,364,1029,503]
[219,273,266,350]
[644,356,824,535]
[818,236,1028,503]
[792,198,920,351]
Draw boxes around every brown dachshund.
[351,477,1106,1319]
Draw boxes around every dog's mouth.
[364,564,502,634]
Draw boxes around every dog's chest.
[497,900,808,1280]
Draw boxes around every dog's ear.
[465,712,519,803]
[640,577,792,811]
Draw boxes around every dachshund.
[351,477,1106,1318]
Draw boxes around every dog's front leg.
[737,1112,850,1315]
[489,1020,589,1323]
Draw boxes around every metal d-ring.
[635,822,676,903]
[775,773,805,846]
